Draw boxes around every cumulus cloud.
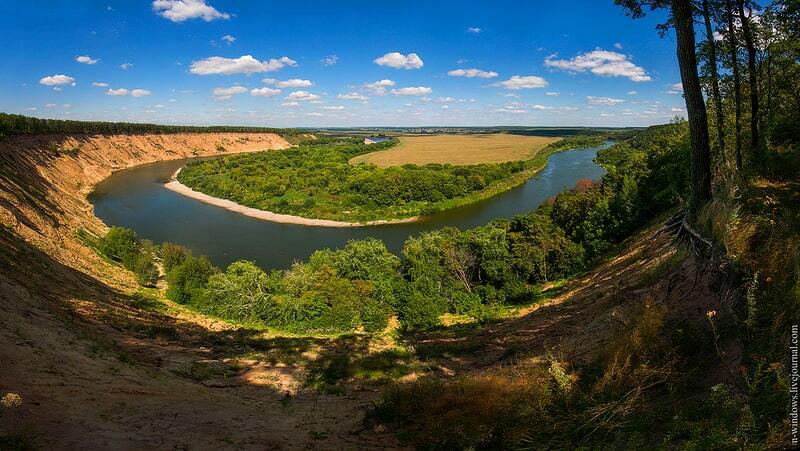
[545,49,651,82]
[39,74,75,86]
[190,55,297,75]
[76,55,99,65]
[286,90,321,101]
[493,75,548,90]
[467,27,482,33]
[250,87,281,97]
[213,85,247,100]
[322,55,338,66]
[447,68,498,78]
[92,82,109,87]
[628,90,638,95]
[546,91,560,96]
[391,86,433,96]
[221,34,236,45]
[106,88,129,96]
[263,78,313,88]
[374,52,424,69]
[587,96,625,105]
[667,82,684,94]
[364,79,395,96]
[338,92,368,101]
[152,0,230,22]
[120,62,133,70]
[131,89,152,97]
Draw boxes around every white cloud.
[221,34,236,45]
[190,55,297,75]
[76,55,99,65]
[493,75,548,90]
[322,55,338,66]
[338,92,368,101]
[374,52,424,69]
[614,42,623,49]
[467,27,482,33]
[447,68,498,78]
[627,90,638,95]
[132,89,152,97]
[152,0,230,22]
[307,112,323,117]
[281,101,299,107]
[154,104,166,108]
[106,88,129,96]
[250,87,281,97]
[264,78,313,88]
[364,79,395,95]
[45,103,57,108]
[667,82,684,94]
[713,31,724,41]
[92,82,109,87]
[39,74,75,86]
[587,96,625,105]
[213,85,247,100]
[120,62,133,70]
[546,91,560,96]
[286,90,320,101]
[322,106,345,110]
[496,108,527,114]
[391,86,433,96]
[544,49,651,82]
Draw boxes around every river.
[89,143,610,270]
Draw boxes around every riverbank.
[165,168,420,227]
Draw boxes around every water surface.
[90,143,609,269]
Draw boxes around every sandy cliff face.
[0,132,289,283]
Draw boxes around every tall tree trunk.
[702,0,727,167]
[672,0,712,216]
[725,0,743,172]
[738,0,761,157]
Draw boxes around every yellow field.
[349,134,560,167]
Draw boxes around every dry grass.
[350,134,560,167]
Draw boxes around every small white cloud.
[120,62,133,70]
[322,55,338,66]
[106,88,129,96]
[264,78,313,88]
[374,52,424,69]
[321,106,345,110]
[281,101,299,107]
[169,98,177,103]
[152,0,230,22]
[250,87,281,97]
[545,49,651,82]
[338,92,368,101]
[667,82,684,94]
[364,79,395,95]
[391,86,433,96]
[39,74,75,86]
[496,108,527,114]
[286,90,320,101]
[92,81,109,87]
[587,95,625,105]
[545,91,560,96]
[76,55,99,65]
[627,90,638,95]
[467,27,482,33]
[190,55,297,75]
[614,42,623,49]
[132,89,152,97]
[154,104,166,108]
[221,34,236,45]
[493,75,548,90]
[447,68,498,78]
[213,85,247,99]
[307,112,323,117]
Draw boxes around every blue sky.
[0,1,688,127]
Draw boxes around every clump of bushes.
[97,227,158,286]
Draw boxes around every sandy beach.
[164,168,419,228]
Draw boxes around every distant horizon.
[1,1,685,128]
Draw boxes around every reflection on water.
[90,143,610,269]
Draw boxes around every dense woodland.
[0,112,302,137]
[177,135,605,221]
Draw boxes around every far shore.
[164,168,419,228]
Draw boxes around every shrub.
[165,255,216,304]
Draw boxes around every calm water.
[90,143,609,270]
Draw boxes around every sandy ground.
[166,168,419,227]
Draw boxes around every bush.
[160,242,190,273]
[165,255,216,304]
[98,226,158,287]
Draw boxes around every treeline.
[139,123,688,333]
[0,112,302,138]
[177,136,599,222]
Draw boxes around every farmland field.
[349,133,560,167]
